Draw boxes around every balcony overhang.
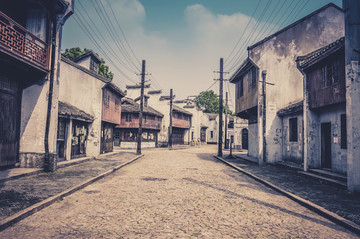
[0,11,50,79]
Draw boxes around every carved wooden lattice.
[0,11,49,69]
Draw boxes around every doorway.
[114,130,121,147]
[242,128,248,150]
[321,122,332,169]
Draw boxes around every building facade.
[57,53,110,161]
[0,0,73,169]
[101,83,125,154]
[297,37,346,174]
[115,97,163,148]
[230,4,344,164]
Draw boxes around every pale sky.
[62,0,342,109]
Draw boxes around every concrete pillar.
[344,0,360,192]
[65,119,72,161]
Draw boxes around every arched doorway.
[242,128,248,150]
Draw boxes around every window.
[211,131,214,138]
[125,114,132,122]
[289,117,298,142]
[248,67,257,91]
[237,78,243,98]
[115,99,120,112]
[104,92,110,108]
[341,114,347,149]
[90,59,98,73]
[321,59,340,88]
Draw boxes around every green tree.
[194,90,235,115]
[63,47,113,81]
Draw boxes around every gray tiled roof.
[58,101,94,122]
[277,100,303,116]
[121,98,163,117]
[297,37,344,69]
[173,105,192,116]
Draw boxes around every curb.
[0,154,144,232]
[214,155,360,235]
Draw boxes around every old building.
[0,0,73,169]
[297,37,346,175]
[125,85,193,146]
[101,82,125,154]
[57,52,111,161]
[230,4,344,164]
[115,97,163,148]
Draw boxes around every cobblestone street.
[1,146,358,238]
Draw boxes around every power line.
[75,0,137,73]
[225,0,263,64]
[72,14,137,84]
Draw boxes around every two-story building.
[57,51,125,161]
[297,37,346,174]
[0,0,73,169]
[115,97,163,148]
[101,82,125,153]
[230,4,344,165]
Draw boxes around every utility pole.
[136,60,145,155]
[260,70,267,165]
[169,89,173,149]
[218,58,224,157]
[225,92,228,149]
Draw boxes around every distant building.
[230,4,344,164]
[115,97,163,148]
[101,82,126,153]
[0,0,73,168]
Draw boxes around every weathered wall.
[59,59,106,158]
[281,113,303,164]
[317,104,347,174]
[75,57,91,70]
[102,88,121,125]
[248,123,258,157]
[249,5,344,163]
[344,0,360,192]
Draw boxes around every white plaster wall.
[75,57,91,70]
[248,123,258,157]
[281,114,304,164]
[249,5,344,163]
[59,60,106,157]
[318,104,347,174]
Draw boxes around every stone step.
[297,171,347,188]
[308,169,347,182]
[276,161,303,171]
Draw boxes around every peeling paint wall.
[248,5,344,163]
[59,60,106,158]
[281,113,303,164]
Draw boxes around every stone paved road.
[1,146,358,238]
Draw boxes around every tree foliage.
[63,47,114,81]
[194,90,235,115]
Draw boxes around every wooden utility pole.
[218,58,224,157]
[169,89,173,149]
[136,60,146,155]
[261,70,267,165]
[225,92,228,149]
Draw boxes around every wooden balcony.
[117,118,161,131]
[172,118,191,129]
[0,11,49,72]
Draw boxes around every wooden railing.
[0,11,49,70]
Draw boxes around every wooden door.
[0,76,20,167]
[242,128,248,150]
[321,123,332,169]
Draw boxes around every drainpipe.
[44,17,58,172]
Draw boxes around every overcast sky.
[62,0,342,109]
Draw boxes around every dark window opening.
[289,117,298,142]
[237,78,243,98]
[341,114,347,149]
[210,131,214,138]
[125,114,132,122]
[321,59,340,88]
